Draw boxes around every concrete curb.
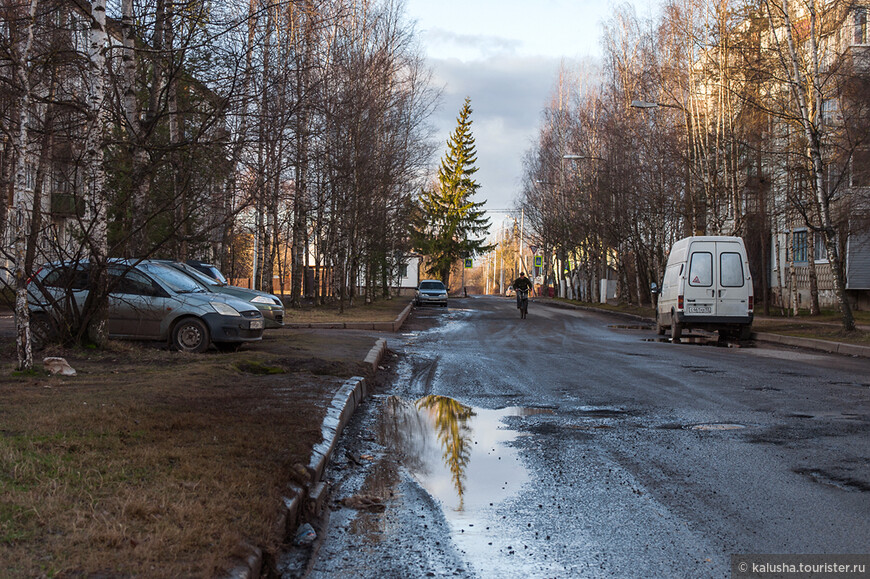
[284,300,414,332]
[752,331,870,358]
[223,339,389,579]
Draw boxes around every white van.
[653,236,753,341]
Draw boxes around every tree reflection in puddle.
[377,395,531,515]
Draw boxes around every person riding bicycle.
[512,272,533,309]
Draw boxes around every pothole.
[789,411,864,420]
[794,468,870,492]
[575,406,628,418]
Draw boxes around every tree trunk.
[807,230,821,315]
[10,0,39,370]
[85,0,109,347]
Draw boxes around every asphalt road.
[282,296,870,579]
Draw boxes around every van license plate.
[687,305,712,314]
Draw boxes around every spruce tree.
[412,97,492,286]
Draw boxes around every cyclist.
[511,272,534,309]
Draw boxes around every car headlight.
[251,296,274,304]
[211,301,241,316]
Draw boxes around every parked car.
[652,235,753,342]
[415,280,448,307]
[185,260,229,284]
[156,261,284,328]
[27,259,265,352]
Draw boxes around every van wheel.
[671,318,682,343]
[655,312,666,335]
[738,325,752,341]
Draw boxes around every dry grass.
[753,318,870,345]
[553,298,655,320]
[282,297,411,323]
[0,329,376,578]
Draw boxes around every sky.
[401,0,644,224]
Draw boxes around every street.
[281,296,870,578]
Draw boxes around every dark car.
[28,260,265,352]
[185,260,229,284]
[415,280,448,307]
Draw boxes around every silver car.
[415,280,448,307]
[28,260,265,352]
[157,261,284,328]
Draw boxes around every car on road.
[415,280,449,307]
[156,261,285,328]
[28,260,265,352]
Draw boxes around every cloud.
[422,28,523,60]
[427,55,567,211]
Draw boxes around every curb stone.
[752,331,870,358]
[222,336,392,578]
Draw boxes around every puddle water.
[377,396,534,566]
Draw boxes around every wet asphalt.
[280,296,870,579]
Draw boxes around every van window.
[720,252,744,287]
[688,252,713,287]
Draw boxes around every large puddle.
[377,396,538,562]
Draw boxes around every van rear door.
[685,241,717,316]
[716,241,749,317]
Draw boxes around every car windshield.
[201,266,228,284]
[177,264,220,287]
[420,281,445,290]
[139,263,207,294]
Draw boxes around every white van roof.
[668,236,746,263]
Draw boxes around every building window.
[851,149,869,188]
[814,232,829,262]
[398,264,408,278]
[792,230,808,263]
[856,8,868,44]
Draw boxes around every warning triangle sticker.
[693,276,700,283]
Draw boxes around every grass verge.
[0,328,376,578]
[281,297,411,324]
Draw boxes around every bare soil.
[0,325,380,578]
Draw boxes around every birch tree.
[9,0,39,370]
[761,0,856,330]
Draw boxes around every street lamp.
[630,100,684,110]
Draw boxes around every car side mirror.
[650,282,659,295]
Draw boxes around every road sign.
[529,245,538,254]
[464,258,473,268]
[534,255,543,267]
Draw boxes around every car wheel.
[214,341,244,353]
[30,313,55,351]
[171,317,210,353]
